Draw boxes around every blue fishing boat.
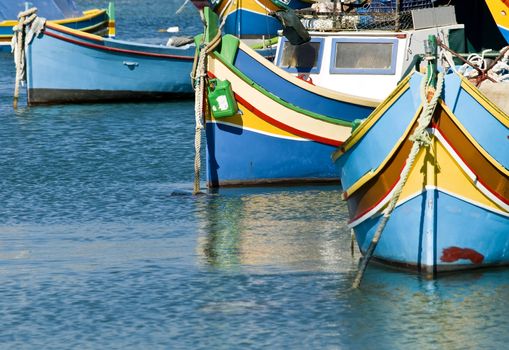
[191,0,310,39]
[0,0,114,52]
[195,6,464,188]
[22,20,194,104]
[333,41,509,274]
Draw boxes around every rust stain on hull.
[441,247,485,264]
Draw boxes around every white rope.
[352,71,444,289]
[440,48,458,74]
[191,11,231,194]
[11,8,45,108]
[193,48,207,194]
[176,0,190,15]
[487,46,509,82]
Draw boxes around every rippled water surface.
[1,1,509,349]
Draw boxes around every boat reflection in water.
[193,187,509,348]
[195,187,355,272]
[342,264,509,349]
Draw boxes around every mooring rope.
[12,8,45,108]
[352,71,444,289]
[193,47,207,195]
[191,11,228,194]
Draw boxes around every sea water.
[0,1,508,348]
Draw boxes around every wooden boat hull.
[26,22,194,104]
[203,34,378,187]
[335,72,509,272]
[0,8,111,52]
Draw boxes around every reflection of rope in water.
[200,196,245,268]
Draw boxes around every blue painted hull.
[205,122,338,187]
[223,9,282,37]
[355,189,509,271]
[26,23,194,104]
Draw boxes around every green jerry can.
[207,79,238,118]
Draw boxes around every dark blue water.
[1,1,509,349]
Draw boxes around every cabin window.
[276,38,324,74]
[330,38,398,75]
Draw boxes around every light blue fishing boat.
[23,19,194,104]
[333,39,509,276]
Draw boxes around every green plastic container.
[207,79,238,118]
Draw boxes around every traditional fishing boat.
[191,0,310,39]
[333,39,509,275]
[19,18,194,105]
[194,5,464,188]
[194,7,374,188]
[0,0,114,52]
[486,0,509,43]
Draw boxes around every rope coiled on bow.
[12,8,45,108]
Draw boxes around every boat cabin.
[274,5,463,100]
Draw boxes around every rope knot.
[409,129,432,146]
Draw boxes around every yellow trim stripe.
[216,0,279,17]
[0,10,105,27]
[0,20,18,26]
[52,9,106,25]
[210,101,305,139]
[349,132,508,227]
[401,133,507,213]
[1,9,107,40]
[343,105,422,197]
[46,21,103,41]
[440,100,509,176]
[485,0,509,28]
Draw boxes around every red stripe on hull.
[233,93,343,147]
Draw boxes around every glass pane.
[334,42,393,70]
[280,41,321,70]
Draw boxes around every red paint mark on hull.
[441,247,484,264]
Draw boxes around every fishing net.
[296,0,436,31]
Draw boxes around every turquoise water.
[1,1,509,348]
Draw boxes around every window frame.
[276,37,325,74]
[329,38,399,75]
